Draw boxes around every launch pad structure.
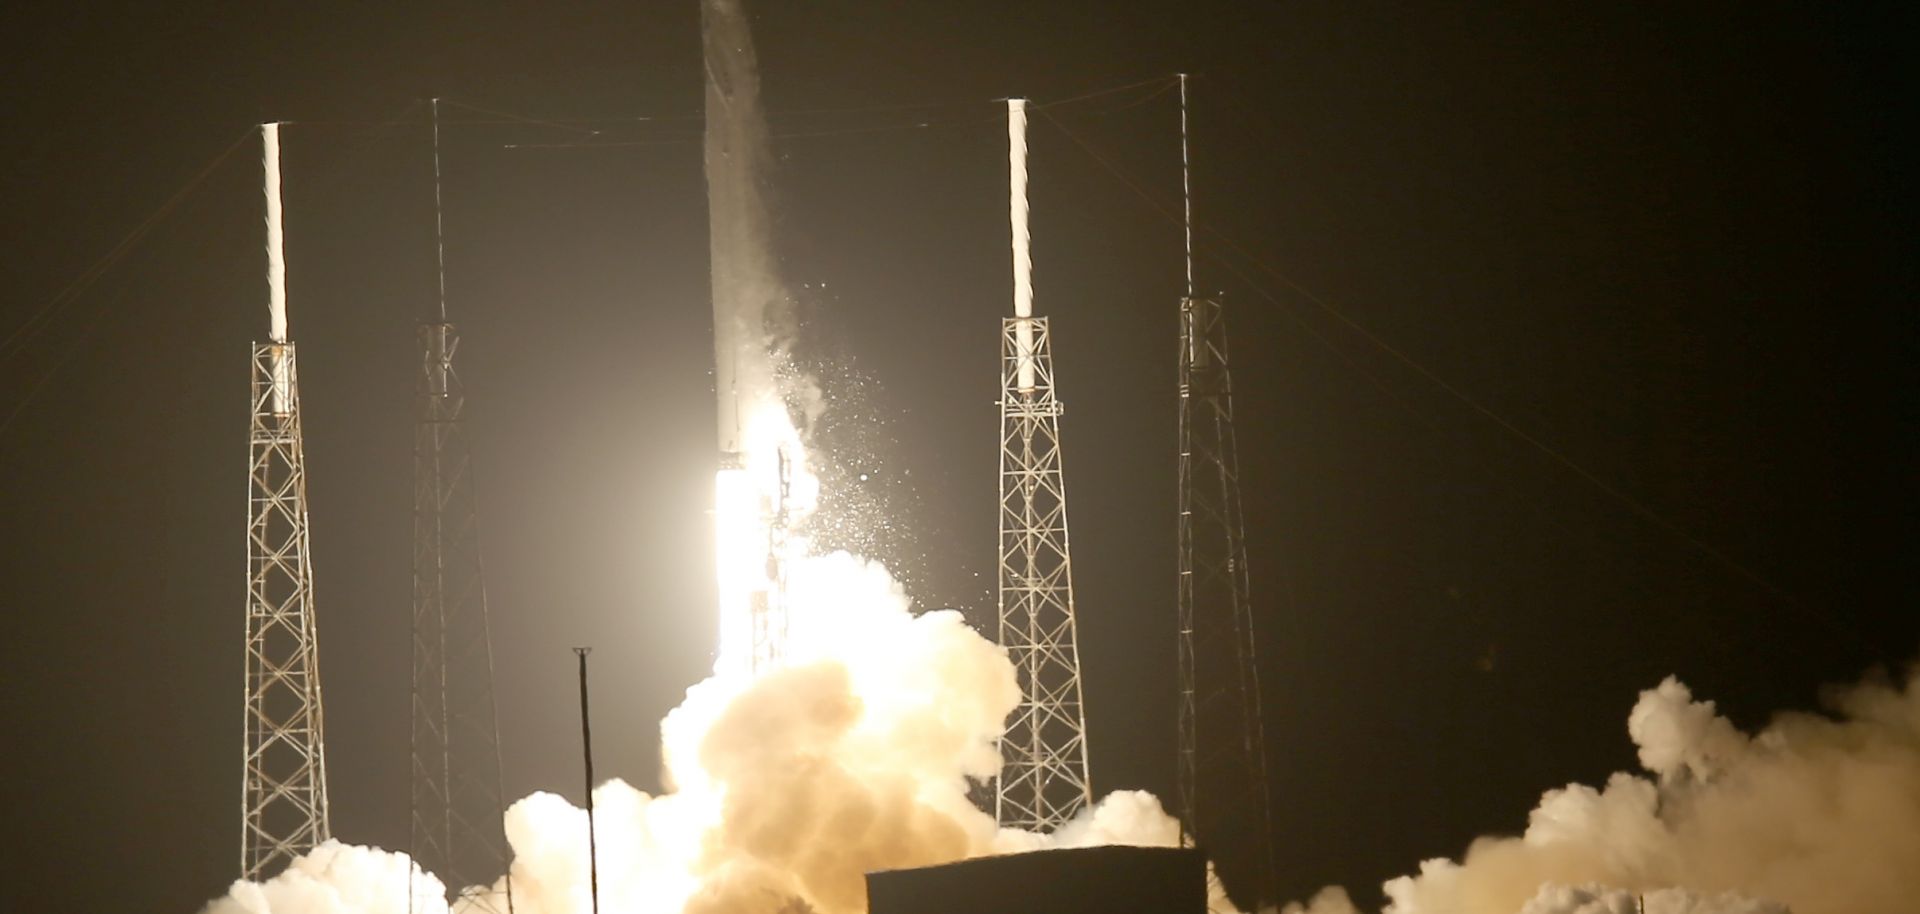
[994,98,1095,832]
[242,123,332,880]
[1171,76,1277,911]
[230,68,1263,896]
[409,99,515,911]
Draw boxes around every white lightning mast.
[994,98,1093,832]
[242,122,331,879]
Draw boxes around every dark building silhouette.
[867,847,1206,914]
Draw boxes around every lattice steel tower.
[243,122,331,879]
[410,100,515,910]
[1172,76,1276,911]
[994,99,1093,832]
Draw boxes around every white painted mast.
[263,123,288,344]
[1008,98,1037,392]
[262,123,291,414]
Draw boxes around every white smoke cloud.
[1291,667,1920,914]
[202,551,1188,914]
[204,841,445,914]
[201,502,1919,914]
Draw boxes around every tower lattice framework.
[995,315,1094,831]
[410,99,514,911]
[410,321,514,908]
[1175,295,1276,910]
[243,341,331,879]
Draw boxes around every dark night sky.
[1,3,1914,912]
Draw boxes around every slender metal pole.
[573,648,601,914]
[1174,75,1277,910]
[430,99,449,323]
[1178,74,1195,300]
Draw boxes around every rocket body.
[703,0,795,675]
[702,0,782,464]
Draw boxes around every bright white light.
[713,467,765,677]
[713,398,822,677]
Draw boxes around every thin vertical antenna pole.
[1174,76,1277,910]
[574,648,601,914]
[1178,74,1195,300]
[430,99,449,323]
[412,106,512,909]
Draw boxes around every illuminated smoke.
[200,548,1189,914]
[1516,884,1787,914]
[1282,668,1920,914]
[202,843,444,914]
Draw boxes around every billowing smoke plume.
[200,552,1188,914]
[1283,667,1920,914]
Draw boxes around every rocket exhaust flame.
[712,433,801,678]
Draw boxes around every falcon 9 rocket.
[703,0,781,469]
[702,0,796,676]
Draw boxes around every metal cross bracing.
[994,315,1094,832]
[243,340,331,879]
[410,320,515,911]
[1175,295,1276,911]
